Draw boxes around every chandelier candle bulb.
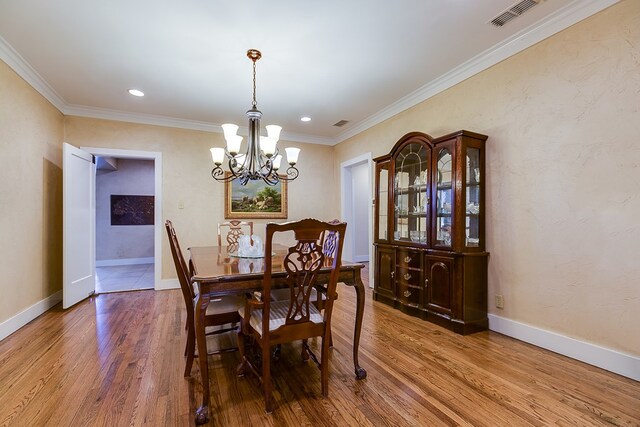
[226,135,243,156]
[260,136,277,157]
[221,123,239,140]
[210,49,300,186]
[285,147,300,165]
[272,154,282,171]
[210,147,225,165]
[265,125,282,140]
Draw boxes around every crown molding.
[0,35,66,111]
[64,104,221,132]
[335,0,620,144]
[64,104,336,145]
[279,131,335,146]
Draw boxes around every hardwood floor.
[1,268,638,426]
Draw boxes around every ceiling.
[0,0,614,145]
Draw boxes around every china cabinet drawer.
[396,250,421,269]
[397,284,421,307]
[395,267,420,287]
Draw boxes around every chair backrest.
[262,218,346,338]
[217,220,254,252]
[165,220,195,315]
[321,219,342,262]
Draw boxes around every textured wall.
[96,159,155,261]
[64,117,338,279]
[0,60,64,324]
[334,1,640,355]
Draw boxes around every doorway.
[82,147,163,293]
[340,153,373,287]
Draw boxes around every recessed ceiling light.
[300,116,311,122]
[128,89,144,97]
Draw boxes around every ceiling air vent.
[489,0,541,27]
[333,120,350,127]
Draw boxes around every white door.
[63,143,96,309]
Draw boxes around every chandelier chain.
[252,60,257,108]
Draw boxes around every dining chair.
[165,220,243,377]
[217,220,254,252]
[269,219,342,350]
[236,218,346,413]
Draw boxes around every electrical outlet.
[495,294,504,309]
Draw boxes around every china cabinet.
[373,130,488,334]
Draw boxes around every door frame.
[81,147,163,291]
[340,152,373,288]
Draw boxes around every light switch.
[178,200,184,209]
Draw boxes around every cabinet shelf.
[397,212,428,217]
[396,186,428,195]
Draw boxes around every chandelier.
[210,49,300,186]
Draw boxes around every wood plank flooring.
[0,269,638,426]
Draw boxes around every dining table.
[188,244,368,425]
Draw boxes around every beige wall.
[64,117,338,279]
[334,1,640,355]
[0,60,64,324]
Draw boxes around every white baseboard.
[488,314,640,381]
[0,291,62,342]
[96,257,154,267]
[155,278,179,291]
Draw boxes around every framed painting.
[224,174,288,219]
[110,195,154,225]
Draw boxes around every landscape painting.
[225,175,288,219]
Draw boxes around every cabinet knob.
[424,278,429,286]
[404,273,412,281]
[404,256,412,263]
[390,271,395,278]
[403,290,412,298]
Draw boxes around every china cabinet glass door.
[376,162,390,241]
[393,143,429,244]
[435,148,453,246]
[465,148,480,247]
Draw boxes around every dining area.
[166,218,368,425]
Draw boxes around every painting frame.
[224,173,288,219]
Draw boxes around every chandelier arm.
[277,166,299,181]
[261,170,281,186]
[256,151,274,176]
[211,166,238,182]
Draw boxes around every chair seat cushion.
[240,300,323,336]
[194,295,243,316]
